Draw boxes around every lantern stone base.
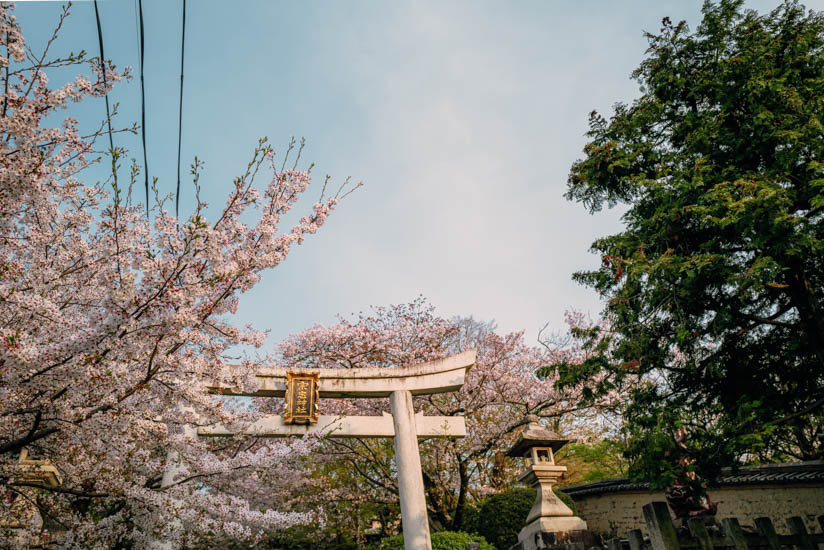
[517,516,589,550]
[519,465,575,523]
[516,464,588,550]
[513,520,596,550]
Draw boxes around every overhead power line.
[93,0,116,184]
[175,0,186,220]
[137,0,148,214]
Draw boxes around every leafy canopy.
[560,0,824,486]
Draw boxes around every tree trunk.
[356,501,362,550]
[786,263,824,369]
[421,470,449,531]
[451,458,469,531]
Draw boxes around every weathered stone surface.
[519,464,576,524]
[516,524,597,550]
[207,351,476,397]
[507,415,570,457]
[391,390,432,550]
[644,501,680,550]
[198,412,466,439]
[567,485,824,537]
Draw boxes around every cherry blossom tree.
[271,299,619,535]
[0,5,351,548]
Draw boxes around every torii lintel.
[200,350,477,550]
[206,350,476,398]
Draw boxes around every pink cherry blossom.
[0,5,350,547]
[269,299,623,533]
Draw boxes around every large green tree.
[558,0,824,488]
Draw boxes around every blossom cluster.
[268,299,623,533]
[0,5,343,548]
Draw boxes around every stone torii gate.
[202,350,476,550]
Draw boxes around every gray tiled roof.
[561,460,824,498]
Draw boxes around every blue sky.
[17,0,821,353]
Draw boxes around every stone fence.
[561,461,824,537]
[598,501,824,550]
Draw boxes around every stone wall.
[571,484,824,538]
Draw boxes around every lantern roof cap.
[505,415,571,457]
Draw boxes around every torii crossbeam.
[202,350,476,550]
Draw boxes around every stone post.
[389,390,432,550]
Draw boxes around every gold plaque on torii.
[283,371,319,425]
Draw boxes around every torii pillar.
[390,389,430,549]
[203,350,476,550]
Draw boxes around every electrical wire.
[175,0,186,219]
[93,0,116,182]
[137,0,148,214]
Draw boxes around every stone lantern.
[506,415,587,550]
[17,449,62,489]
[1,449,65,546]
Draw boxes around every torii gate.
[201,350,476,550]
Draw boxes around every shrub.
[475,487,577,550]
[461,502,481,534]
[475,488,534,550]
[366,530,494,550]
[258,525,356,550]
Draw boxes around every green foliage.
[472,488,576,550]
[476,488,534,550]
[461,502,481,535]
[555,489,577,516]
[474,488,533,550]
[193,526,359,550]
[556,440,630,485]
[561,0,824,489]
[365,531,494,550]
[261,525,357,550]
